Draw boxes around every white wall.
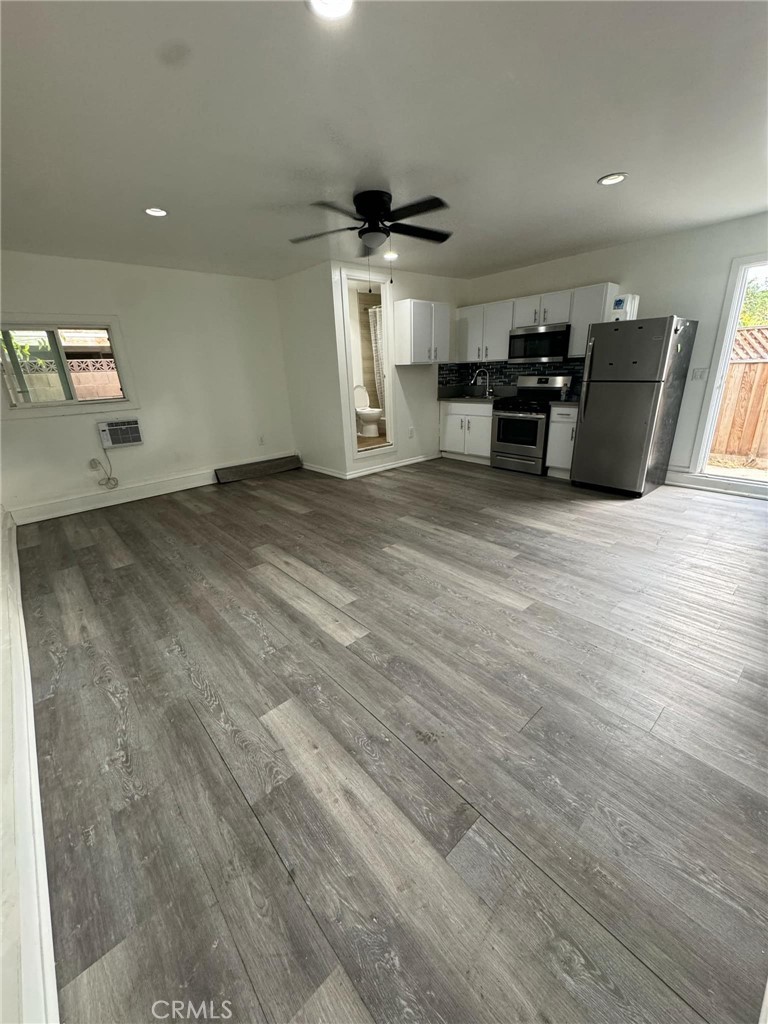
[328,265,461,477]
[276,262,348,476]
[456,213,768,472]
[1,251,295,520]
[354,268,460,475]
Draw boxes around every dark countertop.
[437,384,516,401]
[439,396,495,404]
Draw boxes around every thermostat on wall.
[97,418,143,449]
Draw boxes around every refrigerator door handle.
[580,382,589,423]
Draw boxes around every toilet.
[353,385,383,437]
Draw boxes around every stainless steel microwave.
[508,323,570,364]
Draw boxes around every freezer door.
[586,317,675,382]
[571,380,663,493]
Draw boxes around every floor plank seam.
[185,697,381,1024]
[329,652,716,1024]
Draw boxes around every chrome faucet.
[469,367,492,398]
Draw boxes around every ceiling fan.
[289,190,452,256]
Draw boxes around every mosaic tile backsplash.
[437,357,586,400]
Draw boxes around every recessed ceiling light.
[307,0,353,20]
[597,172,627,186]
[383,251,399,261]
[145,207,167,217]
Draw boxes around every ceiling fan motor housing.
[353,190,393,220]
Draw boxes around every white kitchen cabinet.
[440,401,492,459]
[455,301,513,362]
[455,305,484,362]
[432,301,451,362]
[440,412,466,453]
[465,413,493,456]
[568,283,619,357]
[512,291,572,329]
[512,294,542,329]
[540,290,572,326]
[394,299,451,365]
[482,301,514,361]
[546,404,579,479]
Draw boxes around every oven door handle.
[493,412,547,420]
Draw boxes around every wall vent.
[97,418,143,449]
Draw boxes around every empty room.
[2,2,767,1024]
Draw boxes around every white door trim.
[331,262,397,467]
[689,252,768,475]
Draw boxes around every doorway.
[345,280,392,453]
[703,262,768,484]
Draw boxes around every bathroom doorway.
[346,279,393,453]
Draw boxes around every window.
[1,326,126,407]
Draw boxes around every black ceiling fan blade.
[311,200,362,220]
[290,226,357,244]
[387,196,448,223]
[389,223,452,243]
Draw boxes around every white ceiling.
[2,1,766,280]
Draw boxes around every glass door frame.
[691,253,768,486]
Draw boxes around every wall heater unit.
[97,418,143,449]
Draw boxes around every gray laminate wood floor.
[19,461,768,1024]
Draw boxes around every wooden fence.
[710,361,768,466]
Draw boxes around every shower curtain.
[368,305,386,418]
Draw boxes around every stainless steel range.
[491,375,572,475]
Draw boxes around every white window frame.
[0,313,139,419]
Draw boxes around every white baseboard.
[440,452,491,466]
[8,452,299,524]
[345,454,441,479]
[302,454,440,481]
[665,470,767,500]
[299,463,349,479]
[2,513,59,1024]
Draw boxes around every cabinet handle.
[467,418,471,431]
[477,346,481,359]
[533,309,538,324]
[485,345,488,358]
[543,308,548,323]
[571,426,575,440]
[460,418,464,430]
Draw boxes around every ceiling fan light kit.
[290,189,452,257]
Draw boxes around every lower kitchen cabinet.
[465,414,492,456]
[546,404,579,478]
[440,401,492,460]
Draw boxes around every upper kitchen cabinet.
[455,304,484,362]
[482,301,515,361]
[540,290,572,325]
[568,283,619,357]
[512,294,541,329]
[394,299,451,365]
[512,291,572,328]
[455,300,514,362]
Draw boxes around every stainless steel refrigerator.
[571,316,698,497]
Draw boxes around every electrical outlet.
[691,367,709,381]
[408,426,414,438]
[258,435,265,446]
